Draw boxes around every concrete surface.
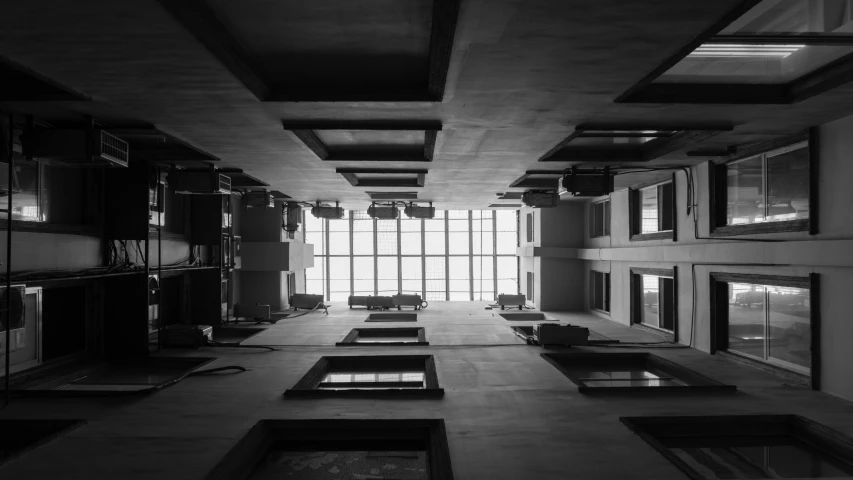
[3,302,853,480]
[5,1,853,208]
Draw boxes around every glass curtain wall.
[306,210,519,302]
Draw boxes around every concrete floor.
[2,302,853,479]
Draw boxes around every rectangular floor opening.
[499,313,547,321]
[366,313,418,322]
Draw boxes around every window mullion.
[493,210,497,297]
[349,211,354,298]
[445,212,449,301]
[469,210,474,301]
[324,218,330,302]
[373,217,378,296]
[397,214,402,295]
[421,218,426,299]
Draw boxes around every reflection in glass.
[0,161,41,222]
[726,155,765,225]
[672,440,853,479]
[580,370,685,388]
[727,282,810,374]
[767,145,809,222]
[719,0,853,35]
[641,275,660,328]
[319,371,425,390]
[640,187,659,234]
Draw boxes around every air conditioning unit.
[311,202,344,219]
[560,167,613,197]
[245,190,274,208]
[33,129,129,168]
[168,171,231,195]
[522,190,558,208]
[404,204,435,219]
[368,203,399,220]
[283,202,302,232]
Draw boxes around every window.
[337,327,427,346]
[589,271,610,313]
[630,180,674,240]
[617,0,853,104]
[713,138,811,236]
[631,268,677,339]
[621,415,853,480]
[309,210,518,302]
[205,419,454,480]
[712,272,817,387]
[526,271,534,302]
[542,353,735,394]
[589,199,610,237]
[526,212,534,242]
[285,355,443,398]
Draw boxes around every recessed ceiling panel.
[160,0,459,101]
[286,122,440,161]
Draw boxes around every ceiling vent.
[168,171,231,195]
[33,129,129,168]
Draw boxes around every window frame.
[709,130,817,237]
[615,1,853,105]
[202,419,455,480]
[629,175,676,241]
[336,327,428,346]
[284,355,443,398]
[541,352,736,395]
[620,415,853,480]
[589,198,611,238]
[526,212,534,243]
[589,270,611,314]
[630,267,678,341]
[710,272,820,390]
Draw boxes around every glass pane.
[640,186,659,233]
[329,258,350,301]
[400,220,422,255]
[727,155,765,225]
[767,144,810,222]
[307,257,325,280]
[352,232,374,255]
[304,210,324,231]
[328,231,350,255]
[425,256,446,301]
[424,231,446,255]
[496,210,517,231]
[305,231,325,255]
[448,218,468,232]
[640,275,661,328]
[495,232,516,255]
[353,256,374,279]
[376,219,398,255]
[497,256,518,295]
[0,161,40,222]
[327,210,349,231]
[472,256,495,301]
[377,257,398,279]
[728,283,768,360]
[659,43,853,84]
[448,232,469,254]
[719,0,853,35]
[306,279,324,298]
[768,285,811,372]
[401,257,423,297]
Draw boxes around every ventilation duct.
[368,202,399,220]
[559,167,613,197]
[312,201,344,219]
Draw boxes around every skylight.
[689,44,805,57]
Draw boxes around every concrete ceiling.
[2,0,853,209]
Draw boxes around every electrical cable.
[187,366,247,376]
[284,301,328,319]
